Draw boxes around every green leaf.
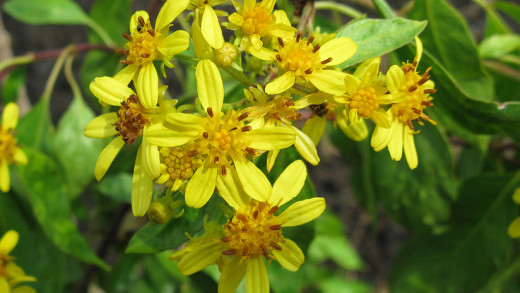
[95,172,132,203]
[390,174,518,292]
[126,195,224,254]
[330,123,456,231]
[479,34,520,59]
[336,18,427,67]
[3,0,90,25]
[408,0,494,102]
[0,194,67,293]
[474,0,511,37]
[13,148,109,270]
[2,66,27,104]
[16,98,55,155]
[54,97,103,198]
[495,2,520,24]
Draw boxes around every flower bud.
[147,200,172,224]
[214,42,238,67]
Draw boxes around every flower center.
[391,61,436,130]
[161,147,198,181]
[190,108,253,175]
[276,33,331,77]
[0,127,17,164]
[114,94,150,144]
[222,201,283,260]
[349,87,379,118]
[266,98,301,124]
[241,7,273,36]
[119,16,161,66]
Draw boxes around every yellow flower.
[371,37,436,169]
[254,33,357,95]
[508,188,520,238]
[244,85,319,171]
[227,0,296,53]
[174,160,326,293]
[115,0,190,106]
[188,0,226,49]
[0,230,36,293]
[84,77,179,216]
[0,103,27,193]
[146,59,296,208]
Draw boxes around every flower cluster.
[81,0,438,291]
[0,230,36,293]
[0,103,27,193]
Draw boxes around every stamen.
[141,53,150,58]
[321,57,333,64]
[242,247,249,256]
[138,16,145,26]
[237,214,248,221]
[241,126,252,132]
[276,54,283,62]
[147,29,155,36]
[420,113,432,121]
[271,242,282,250]
[222,249,236,255]
[407,119,415,131]
[122,33,132,41]
[221,236,231,242]
[253,210,259,219]
[207,107,214,117]
[412,108,421,114]
[418,75,430,85]
[238,112,249,121]
[214,156,219,164]
[421,101,434,106]
[245,147,256,155]
[268,206,278,214]
[260,244,269,257]
[116,49,129,55]
[187,150,197,157]
[203,132,209,139]
[270,225,281,230]
[221,165,227,176]
[230,127,237,131]
[296,31,302,43]
[416,118,424,126]
[308,36,314,45]
[278,37,284,48]
[312,44,321,53]
[408,85,417,92]
[424,89,437,94]
[120,60,134,65]
[305,68,313,74]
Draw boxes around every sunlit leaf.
[3,0,90,25]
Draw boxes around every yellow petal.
[164,113,204,136]
[415,36,423,64]
[309,70,347,95]
[250,34,263,51]
[247,127,295,150]
[84,113,118,138]
[359,62,379,88]
[337,113,368,142]
[234,159,271,202]
[215,168,249,211]
[155,0,188,31]
[388,120,404,161]
[0,161,9,193]
[177,242,225,275]
[201,6,224,49]
[219,255,247,293]
[244,0,255,12]
[0,278,9,293]
[131,146,154,216]
[294,126,319,166]
[273,10,291,26]
[248,46,276,61]
[90,77,134,106]
[318,37,357,66]
[386,65,405,95]
[228,13,244,26]
[378,93,404,105]
[146,123,191,147]
[259,0,276,11]
[370,108,391,129]
[185,164,218,208]
[196,59,224,112]
[94,137,124,181]
[343,74,360,96]
[513,188,520,204]
[158,30,190,58]
[302,116,326,146]
[2,103,18,130]
[192,17,213,59]
[113,64,138,86]
[266,149,279,173]
[267,23,296,39]
[13,148,27,165]
[278,197,326,227]
[371,111,394,151]
[136,62,159,109]
[271,239,304,271]
[353,57,381,79]
[403,126,418,169]
[0,230,18,254]
[270,160,307,206]
[508,217,520,238]
[294,92,331,109]
[141,134,161,178]
[265,71,295,95]
[246,258,269,293]
[12,286,37,293]
[130,11,149,33]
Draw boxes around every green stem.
[64,55,82,101]
[223,66,255,87]
[175,54,198,63]
[314,1,364,19]
[0,54,35,73]
[41,46,75,103]
[86,18,116,47]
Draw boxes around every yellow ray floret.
[0,103,27,193]
[0,230,36,292]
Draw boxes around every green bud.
[214,42,238,67]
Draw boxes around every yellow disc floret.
[0,127,17,165]
[350,87,379,118]
[222,201,283,260]
[276,33,326,77]
[161,147,197,181]
[241,6,273,36]
[120,16,161,66]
